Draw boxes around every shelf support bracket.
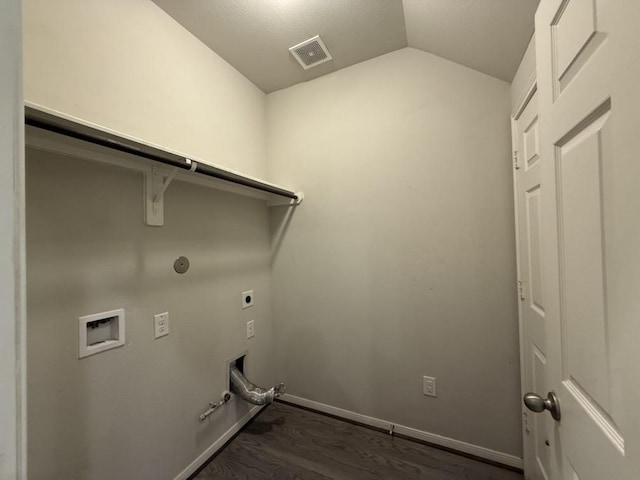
[144,160,197,226]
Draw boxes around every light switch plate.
[154,312,169,339]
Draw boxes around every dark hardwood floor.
[193,401,523,480]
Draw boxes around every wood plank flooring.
[193,401,523,480]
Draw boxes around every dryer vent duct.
[289,35,333,70]
[229,365,285,406]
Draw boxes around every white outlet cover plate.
[423,376,437,397]
[242,290,254,309]
[154,312,170,339]
[246,320,255,339]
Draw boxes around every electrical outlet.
[246,320,255,339]
[242,290,254,309]
[423,376,437,397]
[154,312,169,339]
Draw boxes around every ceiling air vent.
[289,35,332,70]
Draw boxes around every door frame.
[0,0,27,478]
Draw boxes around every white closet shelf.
[25,103,303,226]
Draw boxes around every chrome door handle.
[523,391,561,421]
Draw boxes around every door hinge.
[513,150,520,170]
[518,280,525,301]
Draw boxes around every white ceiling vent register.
[289,35,332,70]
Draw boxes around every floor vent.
[289,35,332,70]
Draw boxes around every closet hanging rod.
[24,106,299,201]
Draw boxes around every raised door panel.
[554,0,595,79]
[552,0,606,96]
[555,105,624,467]
[557,109,612,415]
[524,115,540,170]
[525,185,544,317]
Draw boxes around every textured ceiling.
[151,0,407,93]
[152,0,539,93]
[404,0,539,82]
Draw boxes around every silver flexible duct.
[229,365,285,405]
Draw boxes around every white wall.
[23,1,273,478]
[23,0,267,178]
[26,149,275,480]
[267,47,522,457]
[0,0,26,477]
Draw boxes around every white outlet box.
[242,290,254,309]
[154,312,169,339]
[423,376,437,397]
[78,308,125,359]
[246,320,255,339]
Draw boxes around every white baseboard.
[174,405,263,480]
[279,394,523,470]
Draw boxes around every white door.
[514,91,553,480]
[531,0,640,478]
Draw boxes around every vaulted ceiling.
[152,0,539,93]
